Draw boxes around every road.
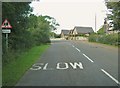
[16,40,119,86]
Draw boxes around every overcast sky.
[30,0,107,34]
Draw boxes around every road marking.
[56,62,69,70]
[82,53,94,63]
[43,63,48,70]
[30,62,84,70]
[30,63,44,70]
[101,69,120,85]
[69,62,83,69]
[72,45,75,48]
[30,63,53,70]
[75,47,81,52]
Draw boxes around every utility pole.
[95,13,97,33]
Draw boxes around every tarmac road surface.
[16,40,119,86]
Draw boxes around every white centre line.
[75,47,81,52]
[82,53,94,63]
[101,69,120,85]
[72,45,75,48]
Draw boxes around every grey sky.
[30,0,107,34]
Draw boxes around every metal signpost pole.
[5,25,8,52]
[6,33,8,52]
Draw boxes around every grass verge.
[89,41,119,48]
[3,44,50,86]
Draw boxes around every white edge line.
[101,69,120,85]
[82,53,94,63]
[72,45,75,47]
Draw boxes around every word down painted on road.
[30,62,83,70]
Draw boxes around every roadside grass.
[90,39,120,48]
[88,41,119,48]
[3,44,50,86]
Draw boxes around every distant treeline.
[2,2,59,63]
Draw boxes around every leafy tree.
[97,25,105,35]
[105,1,120,31]
[2,2,59,63]
[2,2,33,53]
[44,15,60,31]
[28,15,59,45]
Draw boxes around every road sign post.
[6,33,8,51]
[1,19,12,52]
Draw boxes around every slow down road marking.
[101,69,120,85]
[30,62,83,70]
[82,53,94,63]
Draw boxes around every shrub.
[89,33,119,46]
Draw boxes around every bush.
[89,33,98,42]
[89,33,119,46]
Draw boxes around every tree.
[2,2,60,63]
[2,2,33,53]
[34,15,59,44]
[97,25,105,35]
[105,1,120,31]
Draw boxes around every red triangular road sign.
[1,19,12,29]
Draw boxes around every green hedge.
[89,33,119,46]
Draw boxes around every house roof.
[69,29,74,34]
[74,26,94,34]
[61,30,70,35]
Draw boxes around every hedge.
[89,33,119,46]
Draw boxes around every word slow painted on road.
[30,62,83,70]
